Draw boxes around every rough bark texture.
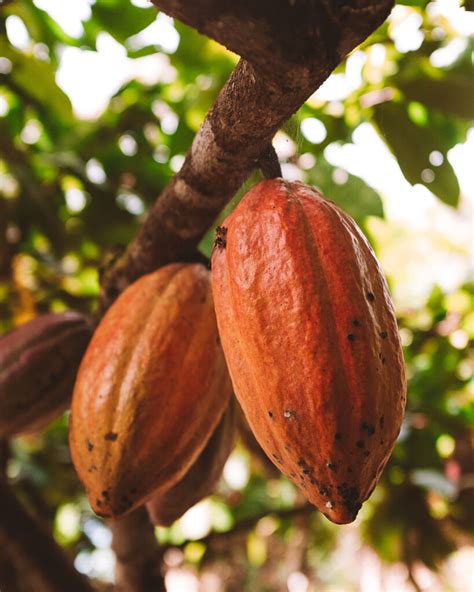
[109,508,165,592]
[0,478,94,592]
[99,0,394,312]
[151,0,393,82]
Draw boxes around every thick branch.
[100,0,393,311]
[152,0,393,85]
[109,508,165,592]
[0,478,94,592]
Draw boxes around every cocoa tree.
[0,1,472,591]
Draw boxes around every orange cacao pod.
[0,312,92,438]
[146,398,237,526]
[211,179,407,524]
[69,263,232,519]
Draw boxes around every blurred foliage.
[0,0,473,590]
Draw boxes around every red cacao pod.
[146,398,237,526]
[69,263,232,519]
[211,179,407,524]
[0,312,92,438]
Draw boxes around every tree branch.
[0,478,94,592]
[99,0,394,311]
[109,508,165,592]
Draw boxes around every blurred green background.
[0,1,473,590]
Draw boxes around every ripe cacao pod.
[146,397,237,526]
[211,179,407,524]
[69,263,232,519]
[0,312,92,438]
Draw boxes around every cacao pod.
[211,179,407,524]
[69,263,232,519]
[0,312,92,438]
[146,397,237,526]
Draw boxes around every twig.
[407,565,422,592]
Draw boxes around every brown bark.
[109,508,165,592]
[99,0,394,312]
[0,478,94,592]
[152,0,393,83]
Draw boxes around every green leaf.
[307,158,384,227]
[85,1,157,46]
[374,102,460,207]
[0,38,73,123]
[400,76,474,120]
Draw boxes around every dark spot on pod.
[356,440,364,448]
[361,422,375,436]
[87,440,94,452]
[379,331,388,339]
[310,478,319,485]
[347,467,353,473]
[347,334,356,342]
[381,356,386,364]
[327,462,337,472]
[284,444,290,451]
[367,292,375,302]
[96,499,102,507]
[104,432,118,442]
[302,468,311,475]
[214,226,228,249]
[364,451,370,457]
[346,501,362,518]
[380,439,385,445]
[130,487,138,495]
[335,432,342,441]
[338,486,361,516]
[101,490,110,499]
[290,472,296,478]
[379,415,385,428]
[268,411,273,418]
[88,465,98,473]
[319,487,329,497]
[272,453,283,464]
[352,319,361,327]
